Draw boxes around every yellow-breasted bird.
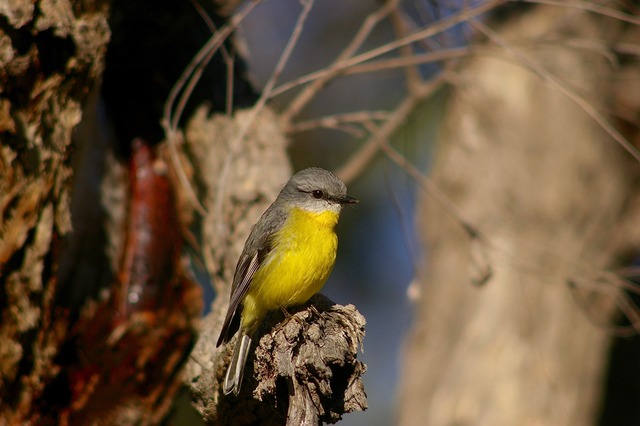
[216,167,358,395]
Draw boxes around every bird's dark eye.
[312,190,324,199]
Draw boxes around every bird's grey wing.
[216,249,261,346]
[216,208,285,346]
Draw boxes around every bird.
[216,167,358,395]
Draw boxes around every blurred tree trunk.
[399,5,640,426]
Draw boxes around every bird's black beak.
[338,195,359,205]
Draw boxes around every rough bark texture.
[399,6,640,426]
[0,0,110,421]
[183,108,368,425]
[254,296,366,425]
[189,294,366,426]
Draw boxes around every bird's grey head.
[278,167,358,213]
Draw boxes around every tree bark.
[0,0,110,421]
[399,5,640,426]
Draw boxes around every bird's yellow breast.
[241,207,339,331]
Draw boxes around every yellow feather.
[241,207,339,332]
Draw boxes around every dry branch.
[189,295,366,425]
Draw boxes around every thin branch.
[341,47,472,75]
[162,0,262,215]
[281,0,400,124]
[377,130,481,240]
[213,0,316,242]
[612,41,640,57]
[272,0,505,102]
[341,0,503,72]
[287,111,392,137]
[192,0,237,116]
[566,279,637,337]
[389,7,423,91]
[521,0,640,25]
[616,292,640,333]
[471,19,640,163]
[164,0,259,133]
[335,70,449,184]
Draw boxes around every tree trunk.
[1,0,110,421]
[399,5,640,426]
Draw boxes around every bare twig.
[281,0,400,124]
[389,7,422,91]
[342,45,472,76]
[521,0,640,25]
[566,279,637,337]
[287,111,391,137]
[378,130,481,240]
[162,0,262,215]
[471,19,640,163]
[164,0,259,132]
[191,0,236,116]
[271,0,505,102]
[335,70,448,185]
[213,0,316,242]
